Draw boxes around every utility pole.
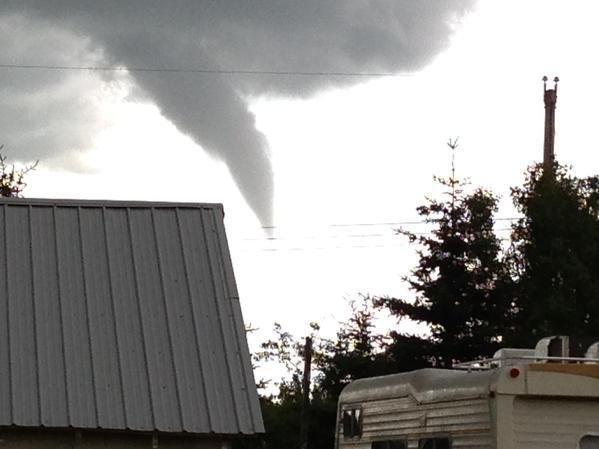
[299,336,313,449]
[543,75,559,171]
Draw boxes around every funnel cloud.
[0,1,474,225]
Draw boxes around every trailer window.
[418,437,451,449]
[371,440,407,449]
[580,435,599,449]
[342,408,362,438]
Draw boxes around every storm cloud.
[0,1,474,225]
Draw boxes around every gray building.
[0,198,264,448]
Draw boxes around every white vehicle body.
[336,361,599,449]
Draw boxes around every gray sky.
[1,0,473,226]
[3,1,599,355]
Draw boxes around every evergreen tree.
[378,141,513,367]
[508,163,599,347]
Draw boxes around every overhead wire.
[239,218,519,240]
[256,217,520,232]
[0,63,415,78]
[238,238,515,253]
[240,227,514,243]
[236,224,516,252]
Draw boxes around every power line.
[0,63,414,78]
[260,220,424,230]
[238,219,519,243]
[236,216,518,250]
[238,244,410,253]
[238,228,512,251]
[242,232,391,242]
[240,226,514,243]
[238,237,513,253]
[257,217,520,231]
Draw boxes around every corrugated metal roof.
[0,198,264,435]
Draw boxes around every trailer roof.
[339,368,499,405]
[0,198,263,435]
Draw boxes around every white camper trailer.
[336,337,599,449]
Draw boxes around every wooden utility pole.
[299,336,313,449]
[543,75,559,171]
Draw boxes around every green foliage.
[251,322,327,449]
[377,141,513,367]
[508,162,599,346]
[317,298,392,400]
[0,146,38,197]
[251,299,385,449]
[250,145,599,449]
[254,322,323,397]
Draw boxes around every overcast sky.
[2,1,599,354]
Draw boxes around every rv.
[336,337,599,449]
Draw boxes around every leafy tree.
[508,162,599,346]
[310,298,390,448]
[317,297,390,400]
[249,322,326,449]
[377,141,513,367]
[247,299,386,449]
[0,146,38,197]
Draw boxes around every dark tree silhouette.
[245,299,386,449]
[377,140,513,367]
[508,162,599,347]
[0,146,38,197]
[239,149,599,449]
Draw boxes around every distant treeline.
[237,152,599,449]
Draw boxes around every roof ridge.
[0,198,224,210]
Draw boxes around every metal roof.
[0,198,264,435]
[339,368,498,405]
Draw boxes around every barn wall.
[0,428,231,449]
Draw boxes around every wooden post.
[299,336,313,449]
[73,430,82,448]
[543,75,559,171]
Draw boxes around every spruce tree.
[378,141,512,368]
[508,163,599,347]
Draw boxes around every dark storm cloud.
[0,1,474,225]
[0,14,109,170]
